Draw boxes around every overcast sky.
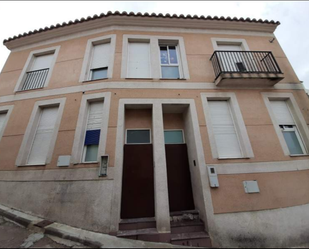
[0,1,308,88]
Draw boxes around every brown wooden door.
[121,144,155,219]
[165,144,195,212]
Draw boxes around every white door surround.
[109,98,214,234]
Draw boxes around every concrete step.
[117,228,171,243]
[171,220,205,234]
[170,210,200,223]
[117,228,158,237]
[170,210,199,217]
[171,231,211,247]
[119,217,156,231]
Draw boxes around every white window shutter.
[127,42,151,78]
[217,44,243,51]
[90,43,110,70]
[27,107,59,165]
[209,101,243,158]
[0,113,7,133]
[87,101,104,130]
[270,101,295,125]
[30,54,54,71]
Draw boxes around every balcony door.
[217,42,259,73]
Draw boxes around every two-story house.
[0,11,308,247]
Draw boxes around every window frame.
[0,105,14,143]
[211,38,250,51]
[79,34,116,83]
[159,43,182,79]
[164,129,185,144]
[201,92,254,159]
[121,34,190,80]
[262,92,309,156]
[15,46,60,92]
[15,98,66,167]
[81,99,105,164]
[71,92,111,164]
[280,125,306,155]
[125,128,152,145]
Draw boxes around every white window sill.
[15,87,44,93]
[81,161,99,164]
[217,157,251,160]
[125,77,154,80]
[160,78,187,80]
[289,154,309,157]
[18,163,46,167]
[82,78,109,83]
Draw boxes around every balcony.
[210,51,284,86]
[21,68,49,91]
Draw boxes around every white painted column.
[152,103,171,233]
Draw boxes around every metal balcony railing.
[210,51,282,80]
[21,68,49,91]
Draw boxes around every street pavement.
[0,215,87,248]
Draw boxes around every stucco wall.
[210,203,309,247]
[0,29,300,97]
[1,89,309,171]
[0,168,113,233]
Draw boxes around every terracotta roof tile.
[3,11,280,44]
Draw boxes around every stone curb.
[45,227,103,248]
[0,204,183,248]
[0,208,33,228]
[0,206,103,248]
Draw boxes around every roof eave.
[3,15,280,50]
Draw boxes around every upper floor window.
[127,40,151,78]
[15,46,60,92]
[80,35,116,82]
[160,44,180,79]
[121,35,190,80]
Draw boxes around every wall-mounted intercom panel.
[99,155,109,177]
[207,166,219,188]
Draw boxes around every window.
[164,130,184,144]
[89,42,109,80]
[27,106,59,165]
[21,53,54,91]
[201,92,254,159]
[160,45,180,79]
[83,101,104,162]
[263,92,309,157]
[211,38,253,73]
[16,98,65,167]
[126,129,151,144]
[15,46,59,92]
[71,92,111,165]
[127,41,151,78]
[0,113,7,134]
[208,101,243,158]
[0,106,14,143]
[270,100,306,155]
[121,35,190,79]
[80,35,116,82]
